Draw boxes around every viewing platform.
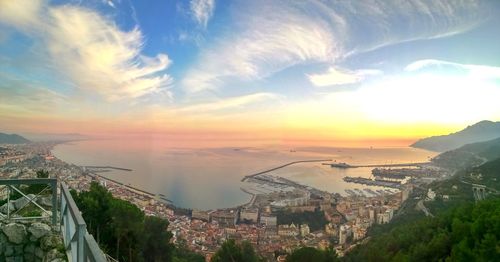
[0,178,108,261]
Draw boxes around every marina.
[343,176,402,189]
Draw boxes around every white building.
[240,207,259,223]
[260,215,277,226]
[300,224,310,237]
[339,224,352,245]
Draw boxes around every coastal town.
[0,141,449,261]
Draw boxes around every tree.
[286,247,339,262]
[109,198,144,261]
[142,216,174,262]
[173,238,205,262]
[211,240,261,262]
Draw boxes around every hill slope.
[411,120,500,152]
[0,133,31,144]
[343,198,500,261]
[432,137,500,170]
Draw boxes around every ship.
[330,162,352,168]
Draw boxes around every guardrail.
[60,182,107,262]
[0,178,57,225]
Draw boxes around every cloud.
[0,0,45,30]
[190,0,215,28]
[182,0,491,92]
[405,59,500,80]
[0,0,173,101]
[177,92,279,113]
[307,67,382,87]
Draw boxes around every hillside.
[432,137,500,170]
[343,198,500,261]
[0,133,31,144]
[411,120,500,152]
[467,157,500,192]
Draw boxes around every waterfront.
[52,139,436,210]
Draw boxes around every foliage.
[343,198,500,261]
[173,238,205,262]
[143,216,175,262]
[72,181,202,262]
[276,209,328,231]
[286,246,339,262]
[211,239,262,262]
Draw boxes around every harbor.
[343,176,402,189]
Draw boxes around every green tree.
[173,238,205,262]
[109,198,144,261]
[211,239,261,262]
[142,216,174,262]
[286,247,338,262]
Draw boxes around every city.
[0,141,455,261]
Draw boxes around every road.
[416,199,434,217]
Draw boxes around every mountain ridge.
[0,132,31,144]
[411,120,500,152]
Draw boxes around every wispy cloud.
[182,0,490,92]
[405,59,500,80]
[177,92,279,113]
[0,0,172,101]
[308,68,382,87]
[190,0,215,28]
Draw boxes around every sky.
[1,0,500,146]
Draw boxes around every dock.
[343,176,402,189]
[325,162,430,169]
[241,159,331,182]
[82,165,133,171]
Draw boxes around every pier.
[324,162,430,169]
[241,159,331,182]
[82,165,133,171]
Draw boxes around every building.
[270,190,310,207]
[338,224,352,245]
[300,224,310,237]
[376,208,393,224]
[260,215,277,227]
[325,223,338,237]
[426,188,436,201]
[240,207,259,223]
[211,210,238,227]
[278,223,299,237]
[192,209,210,222]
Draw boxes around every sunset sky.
[1,0,500,146]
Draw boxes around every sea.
[51,139,436,210]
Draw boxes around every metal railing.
[60,182,107,262]
[0,178,57,225]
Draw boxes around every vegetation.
[286,246,339,262]
[468,157,500,190]
[211,239,262,262]
[71,182,203,262]
[276,209,328,231]
[343,198,500,261]
[433,137,500,170]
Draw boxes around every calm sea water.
[52,139,435,210]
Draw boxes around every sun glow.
[357,74,500,124]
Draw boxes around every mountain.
[432,137,500,170]
[411,120,500,152]
[22,132,89,142]
[0,133,31,144]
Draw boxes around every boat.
[330,162,352,168]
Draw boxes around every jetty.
[82,165,133,171]
[324,162,430,169]
[241,159,331,182]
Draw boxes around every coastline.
[50,140,435,211]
